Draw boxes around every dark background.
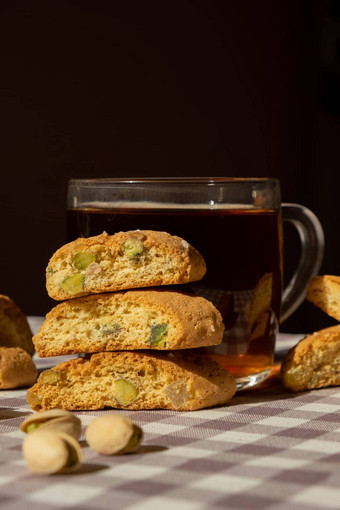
[0,0,339,333]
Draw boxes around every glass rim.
[69,177,279,186]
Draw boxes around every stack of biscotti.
[28,230,236,411]
[281,275,340,392]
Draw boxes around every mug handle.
[280,203,325,323]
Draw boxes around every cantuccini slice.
[46,230,206,300]
[0,347,37,389]
[27,351,236,412]
[0,295,34,355]
[306,275,340,322]
[281,325,340,392]
[33,290,224,357]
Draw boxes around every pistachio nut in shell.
[22,430,83,475]
[21,409,82,439]
[85,415,143,455]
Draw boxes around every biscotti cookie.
[281,325,340,392]
[0,347,37,389]
[27,351,236,411]
[0,295,34,355]
[46,230,206,300]
[306,275,340,322]
[33,290,224,357]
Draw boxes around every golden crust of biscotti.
[27,351,236,412]
[46,230,206,300]
[0,295,34,355]
[306,275,340,322]
[0,347,37,389]
[33,290,224,357]
[281,325,340,392]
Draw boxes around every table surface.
[1,319,340,510]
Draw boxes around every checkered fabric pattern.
[1,343,340,509]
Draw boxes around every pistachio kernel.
[123,426,143,453]
[149,324,168,346]
[74,252,96,270]
[101,322,121,337]
[39,370,60,385]
[26,389,41,409]
[61,273,85,294]
[26,423,41,433]
[112,379,138,406]
[121,237,144,259]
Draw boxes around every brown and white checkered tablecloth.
[0,320,340,510]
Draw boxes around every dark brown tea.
[67,206,283,382]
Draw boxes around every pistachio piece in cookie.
[61,273,85,295]
[100,322,121,337]
[121,237,144,259]
[26,389,42,409]
[73,252,96,270]
[112,379,138,406]
[39,369,60,385]
[149,323,168,346]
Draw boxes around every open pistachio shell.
[21,409,82,440]
[85,415,143,455]
[22,430,83,475]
